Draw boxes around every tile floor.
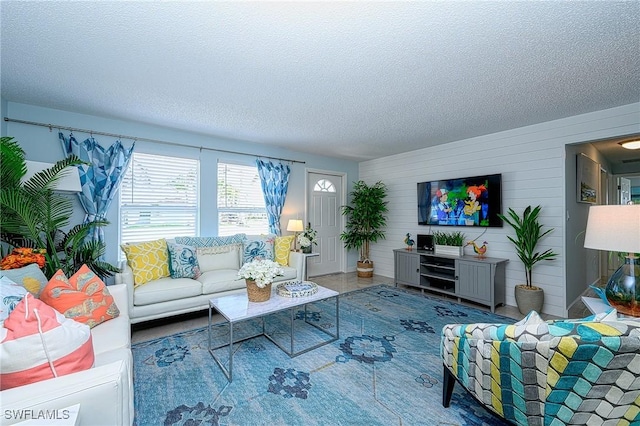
[131,272,594,343]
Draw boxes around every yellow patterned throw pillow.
[121,239,170,287]
[274,235,294,266]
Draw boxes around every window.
[217,162,268,235]
[120,153,199,247]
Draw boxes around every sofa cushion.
[197,244,241,272]
[167,242,201,279]
[40,265,120,328]
[1,276,28,324]
[279,266,298,281]
[175,234,246,247]
[198,270,245,294]
[90,312,131,356]
[0,294,94,390]
[0,263,49,297]
[274,236,294,266]
[243,234,276,263]
[133,277,202,306]
[121,239,170,287]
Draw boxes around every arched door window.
[313,178,336,193]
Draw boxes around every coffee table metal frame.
[207,284,339,381]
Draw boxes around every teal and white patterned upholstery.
[441,312,640,426]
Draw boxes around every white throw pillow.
[197,244,241,272]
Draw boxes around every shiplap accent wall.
[359,103,640,318]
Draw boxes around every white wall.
[360,102,640,317]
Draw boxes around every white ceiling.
[1,1,639,162]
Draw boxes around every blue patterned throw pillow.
[1,276,28,323]
[243,234,276,264]
[175,234,246,248]
[167,242,201,279]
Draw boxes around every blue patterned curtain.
[256,159,290,235]
[59,132,135,244]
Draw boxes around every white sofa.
[115,249,306,324]
[0,284,133,426]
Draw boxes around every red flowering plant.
[0,247,47,270]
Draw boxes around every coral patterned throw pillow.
[40,265,120,328]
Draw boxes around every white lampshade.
[584,205,640,253]
[23,160,82,193]
[286,219,304,232]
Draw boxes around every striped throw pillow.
[0,294,94,390]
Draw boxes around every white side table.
[581,296,610,315]
[581,296,640,320]
[302,252,319,280]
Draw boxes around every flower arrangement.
[237,259,284,288]
[0,247,46,270]
[297,223,317,249]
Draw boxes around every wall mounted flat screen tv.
[418,173,502,227]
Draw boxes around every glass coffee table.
[207,282,339,381]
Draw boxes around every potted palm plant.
[498,205,557,314]
[340,180,388,277]
[0,136,119,279]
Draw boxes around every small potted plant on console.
[432,230,466,257]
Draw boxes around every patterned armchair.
[441,311,640,425]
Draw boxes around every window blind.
[120,152,199,246]
[217,162,268,235]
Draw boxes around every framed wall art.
[577,153,599,204]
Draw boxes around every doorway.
[306,171,345,277]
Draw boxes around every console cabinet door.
[457,260,491,303]
[395,251,420,286]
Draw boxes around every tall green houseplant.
[498,205,557,314]
[340,180,388,277]
[0,136,119,279]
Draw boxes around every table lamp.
[286,219,304,251]
[584,205,640,316]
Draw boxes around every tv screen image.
[417,173,502,227]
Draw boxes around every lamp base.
[605,256,640,317]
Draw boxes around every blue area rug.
[132,285,513,425]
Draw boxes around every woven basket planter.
[246,280,272,302]
[357,260,374,278]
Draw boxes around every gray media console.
[393,249,508,312]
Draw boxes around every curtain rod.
[3,116,306,165]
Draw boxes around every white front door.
[307,172,343,277]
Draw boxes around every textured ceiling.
[1,1,639,162]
